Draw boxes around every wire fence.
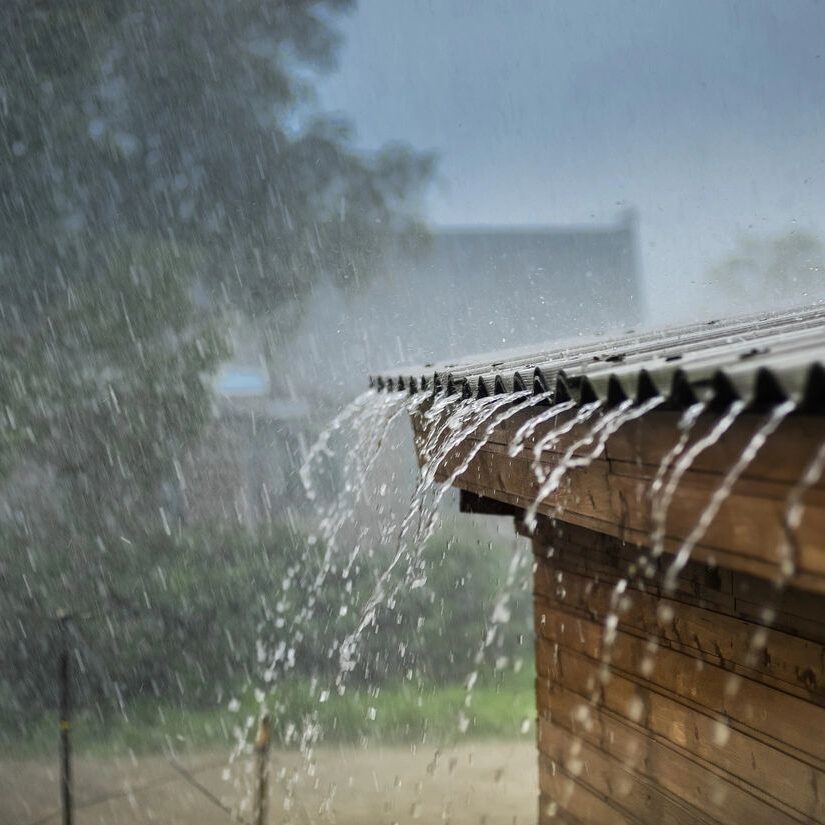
[4,605,263,825]
[25,755,240,825]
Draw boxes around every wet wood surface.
[411,401,825,594]
[532,523,825,825]
[408,399,825,822]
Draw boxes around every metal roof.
[369,303,825,413]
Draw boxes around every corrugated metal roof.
[369,303,825,412]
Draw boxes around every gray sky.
[316,0,825,319]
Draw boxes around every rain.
[2,2,825,825]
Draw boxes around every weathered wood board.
[411,401,825,594]
[533,522,825,825]
[407,398,825,823]
[406,397,825,822]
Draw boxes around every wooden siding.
[532,520,825,825]
[408,397,825,822]
[413,403,825,594]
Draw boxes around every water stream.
[744,432,825,670]
[250,380,819,821]
[411,389,547,551]
[523,396,665,532]
[662,400,796,592]
[529,401,603,483]
[511,393,806,796]
[649,400,747,561]
[648,402,707,506]
[292,391,411,649]
[508,399,578,458]
[299,389,376,502]
[776,437,825,584]
[339,393,522,679]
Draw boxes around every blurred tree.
[0,524,529,723]
[710,231,825,303]
[0,0,433,613]
[0,2,226,543]
[1,0,433,315]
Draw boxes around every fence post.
[254,712,271,825]
[57,612,73,825]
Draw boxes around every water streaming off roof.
[4,2,825,823]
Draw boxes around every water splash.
[650,400,747,560]
[663,400,796,591]
[524,396,665,532]
[411,389,543,549]
[311,391,408,560]
[337,388,589,686]
[776,436,825,583]
[338,393,521,678]
[335,389,556,701]
[460,537,532,732]
[398,396,498,540]
[257,380,810,823]
[244,391,410,754]
[418,393,520,491]
[290,390,411,651]
[508,399,578,457]
[299,389,375,501]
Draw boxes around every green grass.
[269,668,535,745]
[1,669,536,759]
[0,702,235,759]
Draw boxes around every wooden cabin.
[372,304,825,824]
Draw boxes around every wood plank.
[433,438,825,590]
[452,443,825,575]
[412,396,825,593]
[730,573,825,644]
[537,791,585,825]
[539,729,719,825]
[538,703,805,825]
[534,563,825,702]
[537,669,825,822]
[533,599,825,766]
[457,475,825,592]
[531,524,825,639]
[605,412,825,489]
[418,403,825,490]
[533,527,740,613]
[538,760,634,825]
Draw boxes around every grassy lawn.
[2,669,535,758]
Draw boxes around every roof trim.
[370,303,825,413]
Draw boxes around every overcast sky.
[316,0,825,318]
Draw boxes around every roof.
[369,303,825,413]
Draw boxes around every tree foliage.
[0,0,433,546]
[1,0,433,313]
[0,3,435,733]
[0,526,529,725]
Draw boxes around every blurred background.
[1,1,823,822]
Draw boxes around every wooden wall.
[532,519,825,825]
[418,404,825,594]
[410,398,825,820]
